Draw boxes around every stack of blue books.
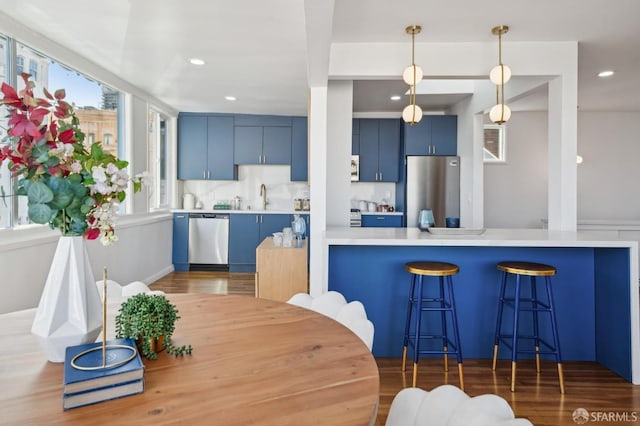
[62,338,145,410]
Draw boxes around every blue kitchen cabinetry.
[229,213,292,272]
[234,114,292,165]
[291,117,308,181]
[352,118,360,155]
[358,119,400,182]
[404,115,457,156]
[172,213,189,271]
[177,114,236,180]
[361,214,403,228]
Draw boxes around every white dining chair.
[287,291,374,351]
[96,280,164,302]
[385,384,533,426]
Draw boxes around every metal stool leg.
[412,275,425,387]
[447,275,464,391]
[402,273,417,372]
[510,274,522,392]
[492,271,508,370]
[531,276,541,373]
[439,276,449,372]
[545,276,565,394]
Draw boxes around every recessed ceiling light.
[225,96,236,101]
[189,58,205,66]
[390,95,401,101]
[597,70,614,77]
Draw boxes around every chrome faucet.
[260,184,268,210]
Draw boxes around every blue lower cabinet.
[362,215,403,228]
[172,213,189,271]
[229,213,291,272]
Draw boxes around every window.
[16,55,23,75]
[484,124,506,163]
[29,59,38,79]
[103,133,114,145]
[148,108,169,209]
[0,36,129,230]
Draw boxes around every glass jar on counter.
[294,198,303,211]
[302,198,310,211]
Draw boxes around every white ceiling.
[0,0,638,115]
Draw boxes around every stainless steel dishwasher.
[188,213,229,269]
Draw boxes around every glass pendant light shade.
[403,64,423,86]
[402,104,423,124]
[489,64,512,85]
[489,103,511,124]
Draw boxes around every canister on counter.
[302,198,310,211]
[294,198,303,211]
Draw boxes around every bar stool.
[492,261,565,394]
[401,261,464,390]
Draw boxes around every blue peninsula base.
[328,245,632,382]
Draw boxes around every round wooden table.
[0,294,380,425]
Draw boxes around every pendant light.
[489,25,511,125]
[402,25,423,125]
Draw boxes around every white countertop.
[359,211,403,216]
[324,226,639,249]
[173,209,309,215]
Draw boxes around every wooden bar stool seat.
[492,260,565,394]
[401,261,464,390]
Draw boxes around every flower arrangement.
[0,73,146,245]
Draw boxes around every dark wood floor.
[151,271,640,426]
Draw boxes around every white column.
[309,86,328,297]
[547,76,578,231]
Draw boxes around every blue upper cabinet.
[234,126,263,164]
[358,118,400,182]
[404,115,457,156]
[378,119,401,182]
[262,126,292,164]
[291,117,308,181]
[234,115,292,165]
[178,113,236,180]
[431,115,457,156]
[177,115,208,180]
[207,116,236,179]
[352,118,360,155]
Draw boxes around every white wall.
[0,214,173,314]
[484,111,640,228]
[578,112,640,220]
[484,112,549,228]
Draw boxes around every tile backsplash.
[350,182,396,210]
[182,165,309,211]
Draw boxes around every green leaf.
[90,142,104,160]
[28,203,53,224]
[27,181,54,204]
[47,177,74,209]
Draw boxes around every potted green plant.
[115,293,192,360]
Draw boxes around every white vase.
[31,235,103,362]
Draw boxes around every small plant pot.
[137,335,165,354]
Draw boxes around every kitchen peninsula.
[322,227,639,383]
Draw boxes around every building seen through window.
[0,36,126,229]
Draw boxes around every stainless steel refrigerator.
[405,156,460,228]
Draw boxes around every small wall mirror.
[484,124,506,163]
